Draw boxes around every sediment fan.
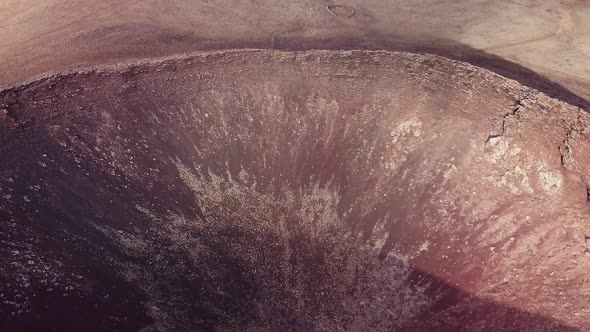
[0,50,589,331]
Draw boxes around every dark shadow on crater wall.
[1,34,587,330]
[401,268,578,331]
[0,81,582,332]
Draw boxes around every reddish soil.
[0,50,589,331]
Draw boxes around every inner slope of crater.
[0,50,589,331]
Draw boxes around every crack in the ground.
[559,114,590,203]
[484,95,529,146]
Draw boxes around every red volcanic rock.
[0,50,589,331]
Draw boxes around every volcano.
[1,50,589,331]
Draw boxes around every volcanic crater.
[1,50,589,331]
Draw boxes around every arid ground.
[1,0,590,106]
[1,1,590,331]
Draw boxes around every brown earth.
[1,49,589,331]
[1,0,590,108]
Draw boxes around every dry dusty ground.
[1,49,590,331]
[1,1,590,331]
[0,0,590,105]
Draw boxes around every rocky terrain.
[2,0,590,105]
[0,50,589,331]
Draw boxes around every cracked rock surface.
[1,50,589,331]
